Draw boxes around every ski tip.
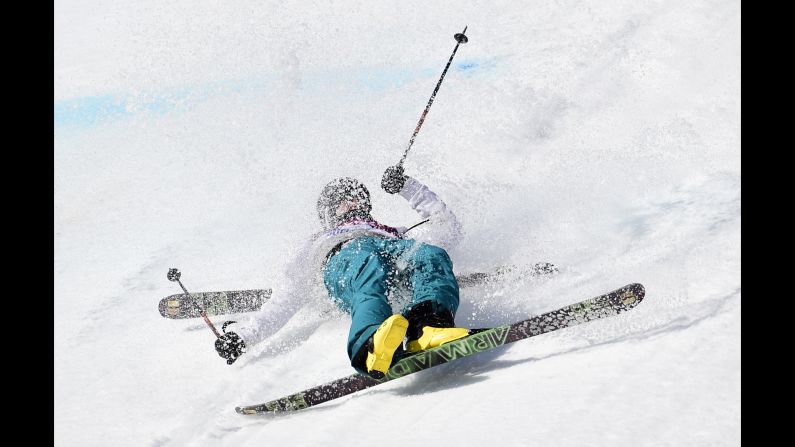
[158,296,181,318]
[614,283,645,308]
[628,283,645,298]
[235,406,256,415]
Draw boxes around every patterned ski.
[158,263,557,319]
[158,289,272,319]
[235,283,645,414]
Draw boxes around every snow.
[54,0,740,445]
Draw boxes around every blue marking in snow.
[53,95,129,128]
[54,62,489,130]
[53,81,255,130]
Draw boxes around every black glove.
[381,165,407,194]
[215,328,246,365]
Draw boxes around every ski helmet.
[317,178,372,230]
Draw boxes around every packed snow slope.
[54,0,740,445]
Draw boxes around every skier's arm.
[383,167,463,250]
[216,241,315,364]
[230,288,304,347]
[215,290,304,365]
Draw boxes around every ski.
[158,263,557,319]
[235,282,644,414]
[158,289,272,319]
[455,262,558,287]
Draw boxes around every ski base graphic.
[236,283,644,414]
[158,289,272,319]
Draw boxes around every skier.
[214,166,470,378]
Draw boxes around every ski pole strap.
[221,321,237,334]
[403,219,430,234]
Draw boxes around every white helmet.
[317,178,372,230]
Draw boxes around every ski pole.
[167,268,222,338]
[398,26,469,168]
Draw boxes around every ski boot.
[363,314,410,379]
[404,301,469,353]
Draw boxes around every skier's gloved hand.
[215,326,246,365]
[381,165,408,194]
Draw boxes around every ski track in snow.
[55,0,740,445]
